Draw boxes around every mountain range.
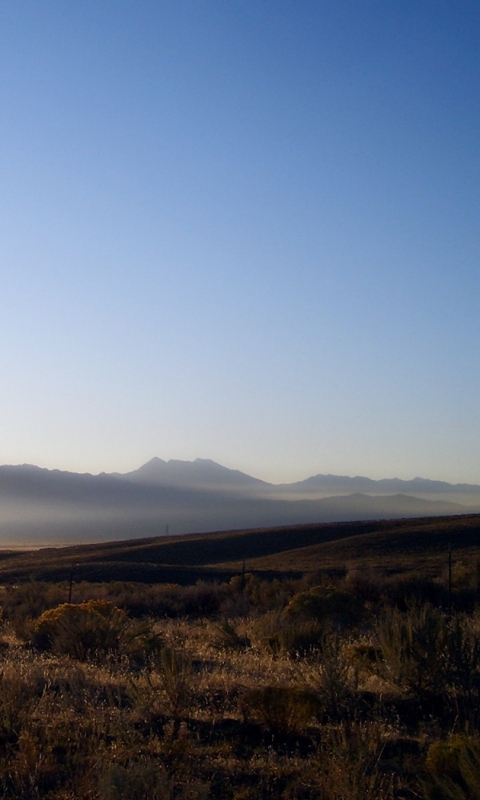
[0,457,479,545]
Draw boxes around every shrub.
[211,619,250,651]
[308,633,355,721]
[443,615,480,700]
[269,620,324,657]
[285,586,363,630]
[423,735,480,799]
[383,574,449,610]
[98,762,210,800]
[376,603,448,696]
[313,722,396,800]
[344,568,386,605]
[251,611,324,657]
[0,581,67,639]
[32,601,160,663]
[98,760,173,800]
[242,685,319,736]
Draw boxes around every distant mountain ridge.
[122,458,480,497]
[0,458,477,545]
[277,474,480,496]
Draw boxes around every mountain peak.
[122,457,268,491]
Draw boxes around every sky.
[0,0,479,484]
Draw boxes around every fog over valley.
[0,458,478,546]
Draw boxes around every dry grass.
[0,522,479,797]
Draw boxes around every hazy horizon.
[1,2,479,486]
[3,456,480,491]
[0,455,478,546]
[5,457,480,488]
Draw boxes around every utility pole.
[448,543,452,614]
[240,559,246,592]
[68,565,74,604]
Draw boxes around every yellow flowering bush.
[33,601,131,661]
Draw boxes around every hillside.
[0,513,479,584]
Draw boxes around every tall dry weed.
[159,647,194,718]
[376,602,447,695]
[313,722,396,800]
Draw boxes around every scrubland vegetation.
[0,569,480,800]
[1,546,480,800]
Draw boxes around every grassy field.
[0,514,479,798]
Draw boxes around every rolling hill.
[0,513,479,584]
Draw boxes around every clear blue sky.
[1,1,479,483]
